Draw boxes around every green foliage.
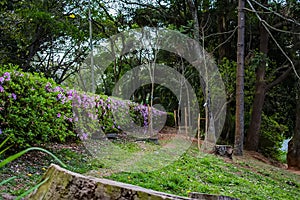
[0,146,66,168]
[218,58,257,142]
[1,143,299,199]
[0,64,76,148]
[166,112,175,127]
[0,0,88,83]
[0,64,166,149]
[0,134,65,199]
[259,114,287,160]
[107,147,299,199]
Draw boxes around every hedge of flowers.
[0,65,167,149]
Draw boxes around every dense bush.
[166,112,175,127]
[72,93,167,139]
[258,114,287,160]
[0,65,167,149]
[0,65,75,148]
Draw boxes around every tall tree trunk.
[287,89,300,170]
[245,21,269,151]
[234,0,245,156]
[287,5,300,167]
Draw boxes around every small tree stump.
[213,145,233,159]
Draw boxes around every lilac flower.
[67,90,73,96]
[54,86,63,92]
[57,93,63,100]
[76,95,81,105]
[80,133,88,140]
[0,77,4,84]
[9,93,17,100]
[67,90,74,100]
[45,82,52,92]
[0,128,2,134]
[3,72,10,81]
[57,113,61,118]
[0,85,4,93]
[15,72,24,77]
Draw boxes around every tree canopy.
[0,0,300,165]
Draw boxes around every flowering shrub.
[0,65,168,149]
[72,92,167,139]
[0,65,75,148]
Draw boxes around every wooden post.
[197,113,201,151]
[174,110,177,128]
[185,107,188,136]
[148,105,152,136]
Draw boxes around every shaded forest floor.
[1,127,299,199]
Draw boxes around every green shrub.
[0,64,76,148]
[0,64,167,149]
[166,112,175,127]
[259,114,287,160]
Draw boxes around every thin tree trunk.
[245,20,269,151]
[234,0,245,156]
[188,0,216,150]
[287,89,300,170]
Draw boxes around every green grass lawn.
[1,141,299,200]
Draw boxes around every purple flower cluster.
[0,72,18,100]
[9,93,17,100]
[3,72,10,81]
[1,73,167,140]
[134,104,149,127]
[0,72,11,93]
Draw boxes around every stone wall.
[28,164,238,200]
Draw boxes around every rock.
[135,137,159,145]
[106,133,119,140]
[189,192,239,200]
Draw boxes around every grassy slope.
[1,142,299,200]
[104,147,300,200]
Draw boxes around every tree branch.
[250,0,300,26]
[266,67,291,90]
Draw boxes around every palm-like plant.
[0,135,66,199]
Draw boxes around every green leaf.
[0,176,17,186]
[0,145,13,155]
[0,147,67,168]
[15,177,49,200]
[0,136,11,150]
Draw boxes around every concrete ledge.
[28,164,239,200]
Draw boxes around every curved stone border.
[28,164,239,200]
